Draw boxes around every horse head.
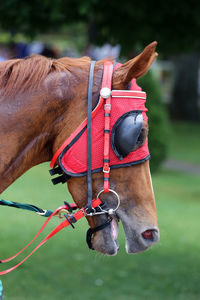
[0,41,159,256]
[56,42,159,255]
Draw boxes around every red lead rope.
[101,61,113,193]
[0,198,101,275]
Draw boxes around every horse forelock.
[0,55,92,101]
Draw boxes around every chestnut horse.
[0,42,159,255]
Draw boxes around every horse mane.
[0,55,92,100]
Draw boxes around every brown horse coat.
[0,42,159,255]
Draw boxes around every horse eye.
[136,128,146,146]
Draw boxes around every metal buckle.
[55,208,71,219]
[36,210,48,216]
[85,206,96,216]
[103,167,110,173]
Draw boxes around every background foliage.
[1,156,200,299]
[0,1,200,299]
[138,72,170,171]
[1,0,200,54]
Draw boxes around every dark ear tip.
[145,41,158,52]
[149,41,158,48]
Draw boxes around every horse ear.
[112,41,158,89]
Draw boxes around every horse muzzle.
[124,226,160,254]
[90,209,159,255]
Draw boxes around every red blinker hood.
[50,63,150,177]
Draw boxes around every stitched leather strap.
[87,60,96,211]
[86,217,112,250]
[101,62,113,192]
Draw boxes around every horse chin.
[92,217,120,256]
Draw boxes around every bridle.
[66,61,121,249]
[84,61,121,247]
[50,61,123,249]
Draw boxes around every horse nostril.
[141,228,159,244]
[142,230,154,239]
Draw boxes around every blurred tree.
[77,0,200,55]
[138,71,170,172]
[0,0,199,121]
[171,53,200,121]
[0,0,173,170]
[0,0,200,55]
[0,0,64,37]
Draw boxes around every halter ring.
[96,189,120,215]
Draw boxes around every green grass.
[0,164,200,300]
[169,121,200,165]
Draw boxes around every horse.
[0,41,159,256]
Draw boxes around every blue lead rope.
[0,280,3,300]
[0,199,53,217]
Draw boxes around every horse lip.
[91,214,120,255]
[110,216,119,241]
